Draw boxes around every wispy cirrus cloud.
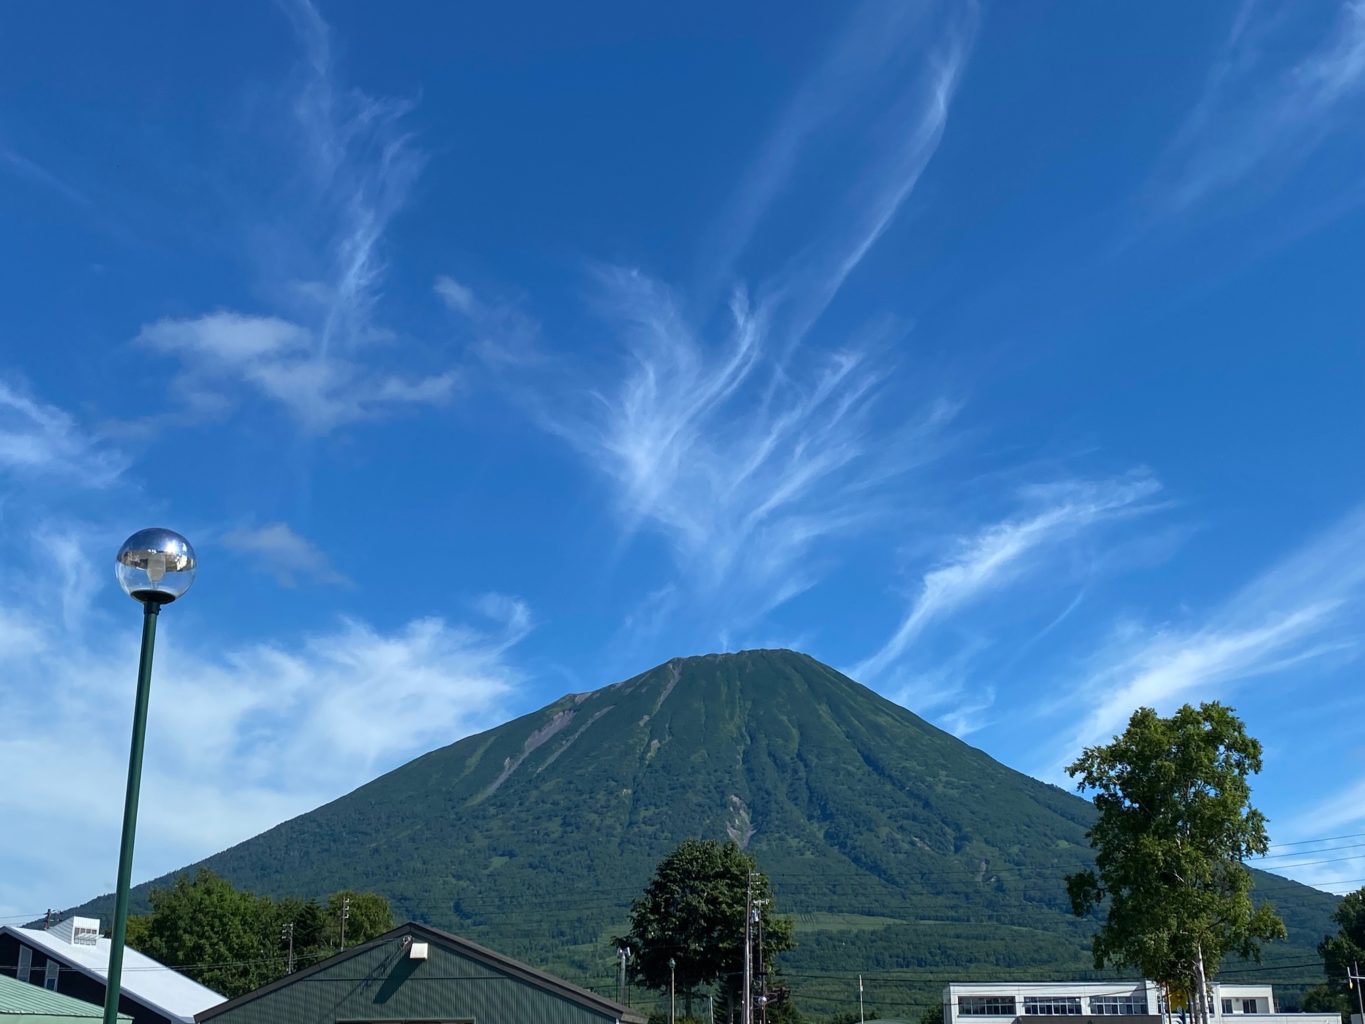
[709,1,977,308]
[436,275,543,368]
[276,0,424,360]
[1044,503,1365,775]
[760,3,978,344]
[1154,0,1365,212]
[488,2,976,623]
[538,271,957,619]
[133,0,452,432]
[0,145,92,209]
[221,521,350,588]
[853,475,1163,682]
[0,378,125,485]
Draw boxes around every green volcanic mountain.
[76,650,1336,1018]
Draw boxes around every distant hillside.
[71,649,1337,1019]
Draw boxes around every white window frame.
[43,959,59,990]
[1091,996,1149,1015]
[1023,997,1082,1015]
[960,996,1018,1016]
[17,946,31,983]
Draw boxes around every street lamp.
[668,957,676,1024]
[103,529,196,1024]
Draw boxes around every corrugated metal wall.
[205,937,623,1024]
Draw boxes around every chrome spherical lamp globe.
[115,528,196,604]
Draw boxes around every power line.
[1266,832,1365,851]
[1253,842,1365,862]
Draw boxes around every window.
[1242,1001,1260,1014]
[960,997,1018,1016]
[17,947,31,983]
[1024,997,1082,1015]
[1223,1001,1234,1015]
[1091,996,1149,1015]
[43,960,59,991]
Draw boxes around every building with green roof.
[195,921,646,1024]
[0,972,131,1022]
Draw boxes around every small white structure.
[943,982,1338,1024]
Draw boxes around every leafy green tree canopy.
[126,869,276,998]
[1065,703,1286,1022]
[1300,985,1349,1022]
[126,869,393,999]
[618,839,794,1010]
[1316,887,1365,1012]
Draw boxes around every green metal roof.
[0,973,131,1021]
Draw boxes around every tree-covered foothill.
[125,869,393,998]
[618,838,794,1018]
[1301,887,1365,1020]
[1065,703,1286,1024]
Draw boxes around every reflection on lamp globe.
[115,528,197,604]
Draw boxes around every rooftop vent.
[51,916,101,947]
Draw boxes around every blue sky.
[1,0,1363,920]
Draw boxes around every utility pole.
[859,974,865,1024]
[710,994,716,1024]
[755,899,767,1024]
[1349,961,1365,1024]
[340,895,351,950]
[669,957,677,1024]
[742,871,754,1024]
[282,921,295,974]
[617,947,630,1005]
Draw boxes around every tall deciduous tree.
[1065,703,1286,1024]
[618,839,794,1016]
[126,869,277,998]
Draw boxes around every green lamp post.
[103,529,197,1024]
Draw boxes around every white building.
[943,981,1339,1024]
[0,916,224,1024]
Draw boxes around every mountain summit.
[76,650,1334,1010]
